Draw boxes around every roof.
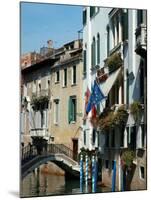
[21,57,58,74]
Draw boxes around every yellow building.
[21,39,83,159]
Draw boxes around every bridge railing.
[48,144,74,160]
[21,143,76,166]
[21,144,37,164]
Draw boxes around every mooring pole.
[85,154,89,193]
[80,154,84,193]
[94,155,98,190]
[92,155,96,192]
[112,160,116,192]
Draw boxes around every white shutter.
[20,112,24,134]
[35,111,41,129]
[137,126,142,148]
[29,111,35,129]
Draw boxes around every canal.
[20,166,111,197]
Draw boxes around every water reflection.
[21,168,111,197]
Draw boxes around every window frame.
[55,71,60,83]
[72,65,76,85]
[54,99,59,125]
[68,96,77,124]
[63,68,67,87]
[139,166,145,180]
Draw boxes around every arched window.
[97,33,100,64]
[91,37,96,67]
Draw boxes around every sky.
[21,2,83,54]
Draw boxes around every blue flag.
[86,80,107,114]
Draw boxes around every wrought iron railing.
[21,143,75,165]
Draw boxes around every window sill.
[55,81,60,84]
[70,121,76,124]
[62,85,67,88]
[54,123,59,126]
[71,83,77,87]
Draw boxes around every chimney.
[47,40,53,48]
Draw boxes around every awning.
[100,67,122,96]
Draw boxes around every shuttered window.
[68,96,77,123]
[90,7,95,18]
[54,100,59,124]
[83,50,87,74]
[91,37,96,67]
[63,68,67,87]
[97,33,100,64]
[72,65,76,84]
[83,9,87,25]
[122,10,128,41]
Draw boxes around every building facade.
[82,7,147,191]
[21,39,83,159]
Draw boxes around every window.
[68,96,77,123]
[63,68,67,87]
[84,131,86,145]
[56,71,60,82]
[122,10,128,41]
[105,133,109,147]
[137,10,143,26]
[92,129,96,145]
[140,166,145,179]
[97,33,100,64]
[54,99,59,124]
[105,160,109,169]
[38,83,41,94]
[140,63,144,103]
[72,65,76,85]
[112,160,115,169]
[111,130,115,147]
[141,124,145,148]
[41,111,44,128]
[83,50,87,74]
[129,126,136,149]
[120,126,124,147]
[90,7,95,18]
[107,25,110,56]
[83,9,87,25]
[91,37,96,67]
[33,80,36,93]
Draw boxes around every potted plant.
[130,101,143,121]
[121,150,135,171]
[106,52,123,74]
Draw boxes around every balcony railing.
[135,24,147,56]
[30,128,49,138]
[32,89,50,97]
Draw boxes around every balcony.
[30,128,49,139]
[32,89,50,98]
[135,24,147,57]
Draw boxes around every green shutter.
[68,97,72,123]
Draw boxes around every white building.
[82,7,147,191]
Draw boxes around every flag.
[86,80,107,114]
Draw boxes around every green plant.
[31,95,49,110]
[121,150,135,168]
[114,105,128,126]
[98,106,128,131]
[78,148,96,161]
[106,52,123,73]
[98,110,115,131]
[130,101,142,121]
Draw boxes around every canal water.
[20,169,111,197]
